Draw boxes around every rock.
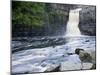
[12,65,31,74]
[75,48,96,70]
[85,40,90,42]
[75,48,84,55]
[44,64,60,72]
[60,61,94,71]
[82,63,93,70]
[79,6,96,36]
[75,48,96,64]
[60,61,81,71]
[90,63,96,69]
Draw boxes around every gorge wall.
[79,6,96,36]
[12,2,96,37]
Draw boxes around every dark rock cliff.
[79,6,96,36]
[12,2,96,37]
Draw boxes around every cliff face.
[42,4,96,36]
[12,2,96,37]
[12,2,70,37]
[79,6,96,36]
[41,3,69,36]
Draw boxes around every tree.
[12,1,45,27]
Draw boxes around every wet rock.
[60,61,81,71]
[90,63,96,69]
[75,48,96,70]
[12,64,33,74]
[82,63,93,70]
[60,61,94,71]
[44,64,60,72]
[85,40,90,42]
[79,6,96,36]
[75,48,96,64]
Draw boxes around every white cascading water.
[66,8,82,36]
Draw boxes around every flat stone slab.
[60,61,81,71]
[82,63,93,70]
[60,61,93,71]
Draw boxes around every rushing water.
[12,8,96,73]
[12,8,95,74]
[66,8,82,36]
[12,36,96,74]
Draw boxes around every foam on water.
[12,36,95,73]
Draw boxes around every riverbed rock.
[90,63,96,69]
[60,61,81,71]
[82,63,93,70]
[75,48,96,65]
[44,64,60,72]
[60,61,94,71]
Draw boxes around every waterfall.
[66,8,82,36]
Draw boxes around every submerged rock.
[85,40,90,42]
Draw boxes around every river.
[12,36,96,74]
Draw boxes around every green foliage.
[12,1,45,27]
[12,1,67,28]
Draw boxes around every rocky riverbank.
[12,36,96,74]
[12,53,95,74]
